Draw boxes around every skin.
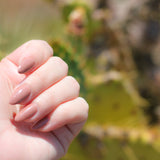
[0,40,89,160]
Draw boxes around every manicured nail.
[32,117,49,130]
[10,83,31,105]
[18,56,35,73]
[15,104,37,122]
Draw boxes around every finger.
[7,40,53,73]
[9,56,68,105]
[31,97,89,132]
[14,76,80,122]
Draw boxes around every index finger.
[7,40,53,74]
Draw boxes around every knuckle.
[78,97,89,116]
[74,97,89,121]
[25,40,35,48]
[53,56,68,73]
[26,40,44,47]
[66,76,80,92]
[41,40,53,55]
[26,40,53,56]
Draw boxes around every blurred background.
[0,0,160,159]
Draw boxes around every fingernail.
[10,83,31,105]
[32,117,49,130]
[15,104,37,122]
[18,56,35,73]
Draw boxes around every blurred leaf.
[49,40,87,96]
[63,130,160,160]
[86,81,147,128]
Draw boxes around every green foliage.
[0,51,5,60]
[49,40,86,96]
[87,81,146,128]
[62,131,160,160]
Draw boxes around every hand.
[0,40,88,160]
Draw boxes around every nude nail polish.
[9,83,31,105]
[18,56,35,73]
[32,117,49,130]
[15,104,37,122]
